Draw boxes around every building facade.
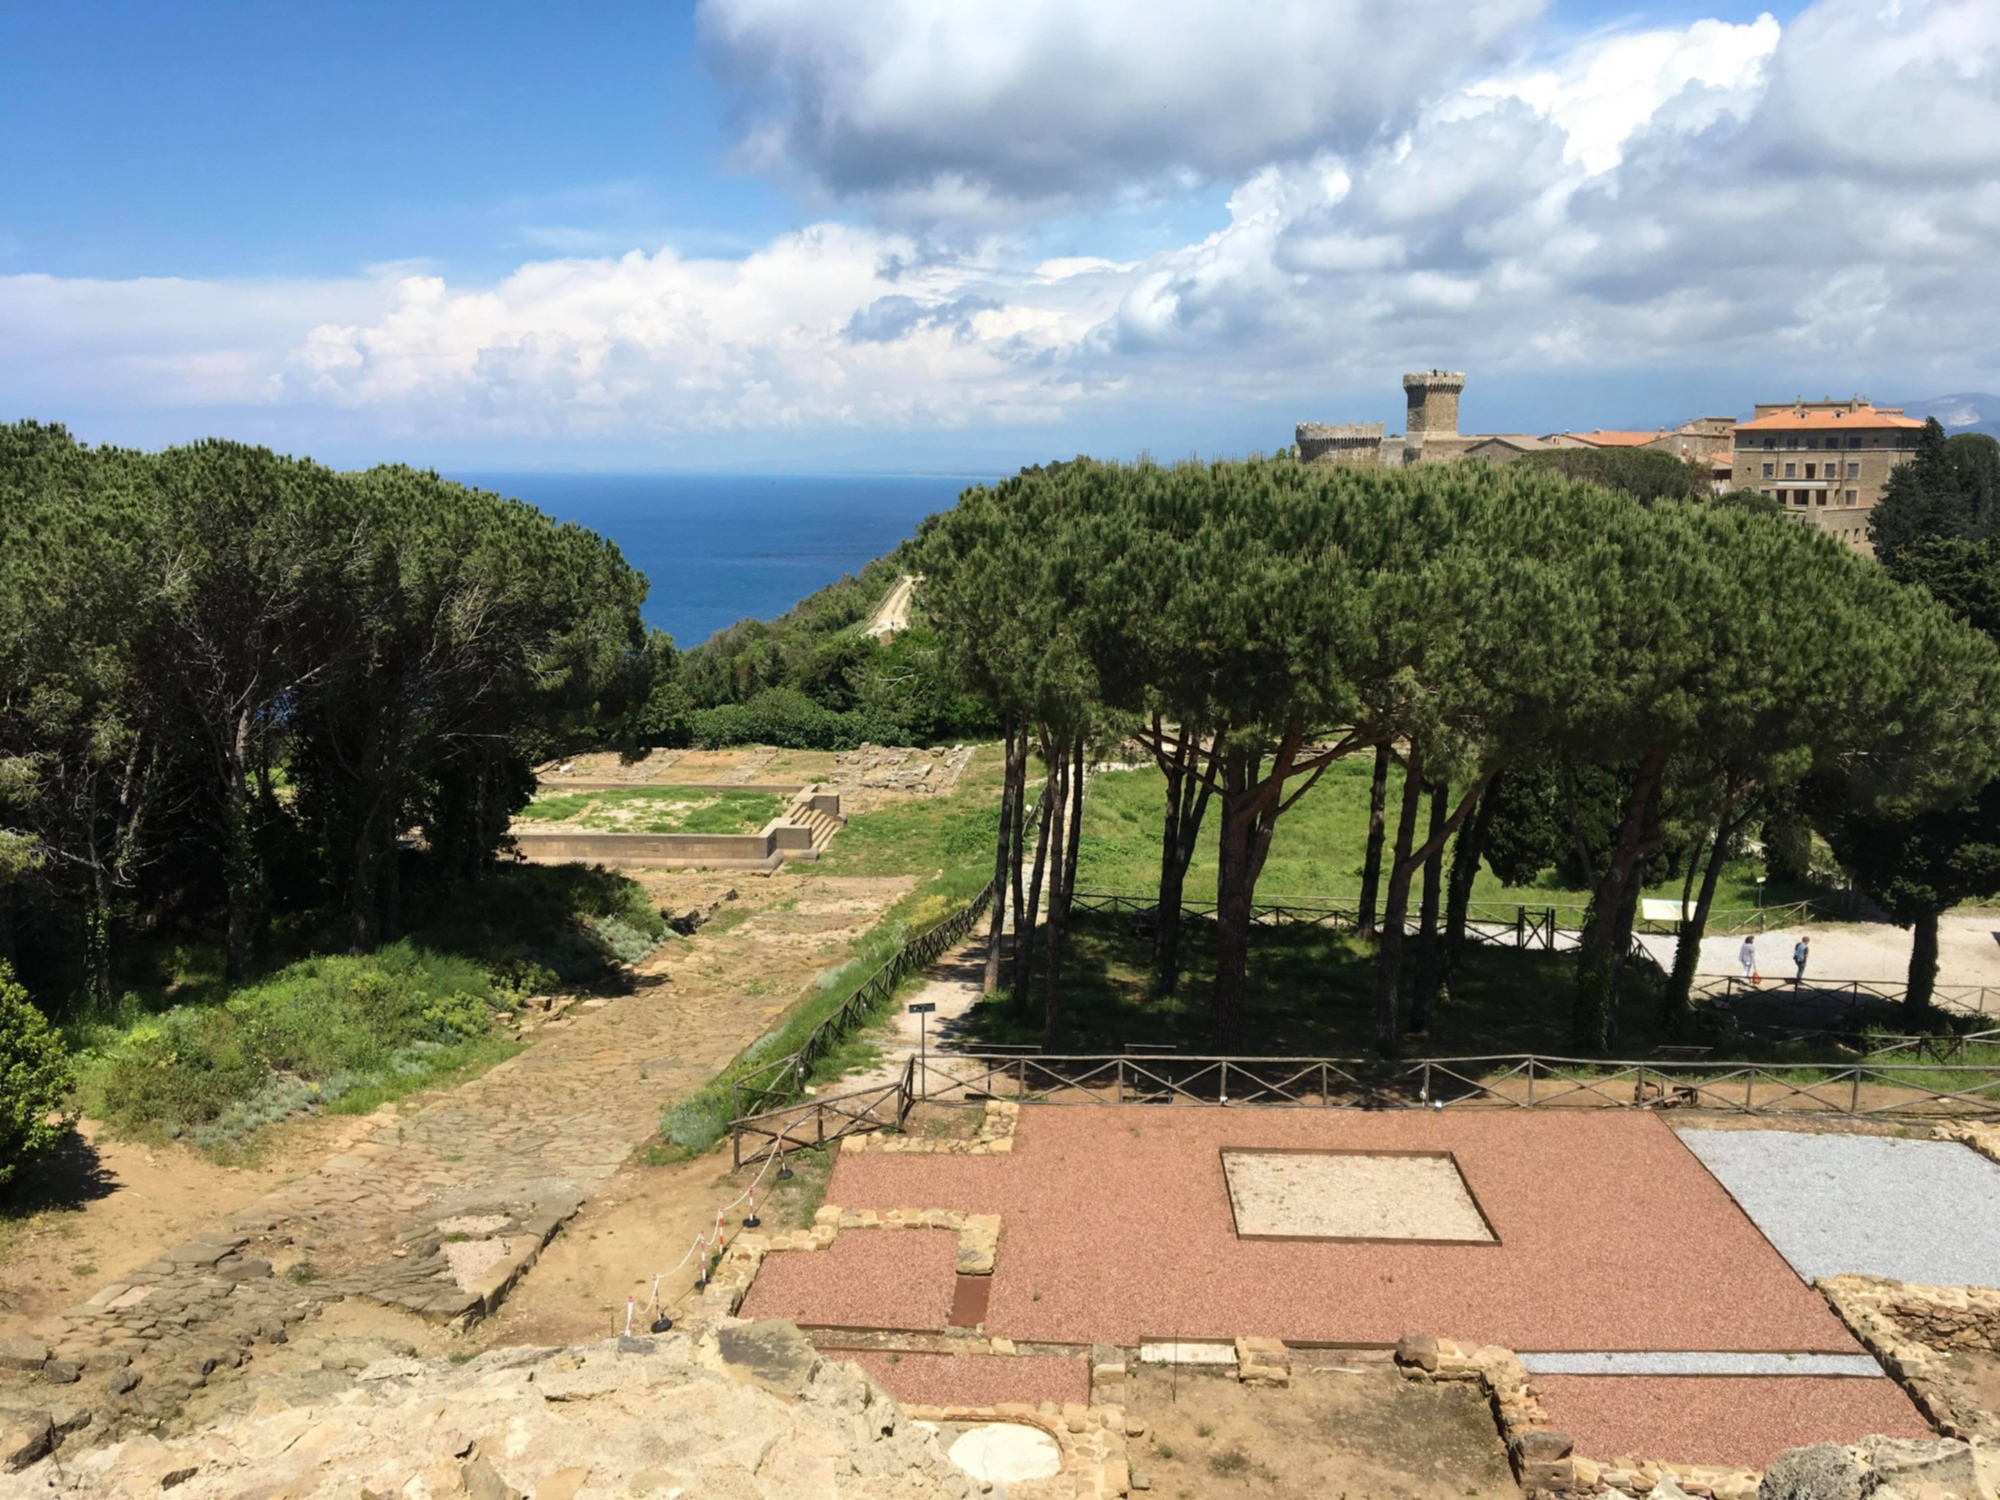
[1732,400,1923,551]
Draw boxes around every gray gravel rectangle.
[1519,1352,1884,1377]
[1677,1127,2000,1287]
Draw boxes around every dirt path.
[1634,914,2000,1004]
[862,573,919,638]
[1,869,913,1440]
[829,931,995,1098]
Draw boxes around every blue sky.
[3,0,1990,471]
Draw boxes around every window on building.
[1760,488,1772,498]
[1786,436,1800,449]
[1784,463,1797,477]
[1764,437,1776,449]
[1847,462,1859,478]
[1763,463,1774,477]
[1848,435,1862,448]
[1816,492,1827,505]
[1806,437,1818,449]
[1794,492,1808,506]
[1805,463,1817,478]
[1846,490,1858,504]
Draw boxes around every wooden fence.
[731,1058,914,1168]
[908,1050,2000,1121]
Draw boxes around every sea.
[449,472,994,648]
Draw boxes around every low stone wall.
[1393,1336,1760,1499]
[686,1204,1003,1324]
[1820,1273,2000,1439]
[841,1100,1021,1156]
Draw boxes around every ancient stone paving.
[0,874,912,1447]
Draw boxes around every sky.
[2,0,1995,472]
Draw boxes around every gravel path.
[1676,1127,2000,1285]
[843,1350,1089,1408]
[1533,1375,1929,1468]
[795,1108,1856,1352]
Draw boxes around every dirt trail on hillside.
[0,869,912,1442]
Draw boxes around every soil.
[1126,1360,1518,1500]
[1937,1350,2000,1439]
[0,1112,383,1339]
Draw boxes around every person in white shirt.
[1739,935,1756,981]
[1793,935,1809,984]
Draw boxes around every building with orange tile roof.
[1732,399,1924,551]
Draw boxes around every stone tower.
[1403,370,1466,437]
[1295,421,1386,466]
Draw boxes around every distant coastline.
[449,471,993,647]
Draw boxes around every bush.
[406,863,665,984]
[686,687,900,750]
[0,961,76,1191]
[81,943,506,1142]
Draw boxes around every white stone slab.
[1222,1150,1495,1241]
[1519,1352,1885,1377]
[1139,1342,1239,1366]
[948,1423,1062,1483]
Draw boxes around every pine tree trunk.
[1373,745,1426,1051]
[1040,749,1071,1047]
[222,711,256,984]
[1212,748,1257,1049]
[1062,740,1085,914]
[1411,781,1449,1033]
[1443,776,1492,971]
[1358,744,1391,938]
[1017,745,1056,1017]
[1572,748,1669,1052]
[983,722,1018,995]
[1008,717,1028,978]
[1907,908,1941,1026]
[1666,816,1735,1027]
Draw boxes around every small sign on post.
[908,1002,936,1101]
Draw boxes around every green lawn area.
[1076,758,1821,915]
[516,786,786,835]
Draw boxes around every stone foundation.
[1393,1335,1760,1499]
[1820,1274,2000,1439]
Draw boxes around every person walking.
[1739,934,1757,984]
[1793,934,1810,985]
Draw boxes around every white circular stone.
[946,1423,1063,1484]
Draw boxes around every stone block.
[1394,1334,1439,1373]
[1234,1337,1290,1387]
[82,1351,130,1373]
[218,1257,273,1282]
[1858,1436,1981,1494]
[716,1320,820,1401]
[1,1410,53,1473]
[109,1369,142,1396]
[1513,1429,1575,1463]
[0,1339,48,1372]
[48,1405,90,1436]
[1517,1458,1574,1489]
[1756,1444,1862,1500]
[41,1360,81,1385]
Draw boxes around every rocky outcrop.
[1757,1435,1996,1499]
[0,1323,978,1500]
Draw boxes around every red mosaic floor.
[803,1108,1858,1352]
[1534,1376,1929,1468]
[739,1227,957,1331]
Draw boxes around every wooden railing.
[731,1058,915,1168]
[909,1051,2000,1121]
[1692,974,2000,1016]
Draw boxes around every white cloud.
[5,0,2000,453]
[697,0,1545,215]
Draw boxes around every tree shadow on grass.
[961,909,1657,1058]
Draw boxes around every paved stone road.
[8,874,911,1443]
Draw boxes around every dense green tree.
[1870,420,2000,562]
[1510,446,1708,505]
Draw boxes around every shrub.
[686,688,900,751]
[0,961,76,1191]
[82,943,505,1141]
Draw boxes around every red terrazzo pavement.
[739,1227,957,1331]
[807,1108,1859,1352]
[842,1350,1090,1409]
[1534,1376,1931,1469]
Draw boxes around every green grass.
[1077,759,1828,914]
[517,787,785,835]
